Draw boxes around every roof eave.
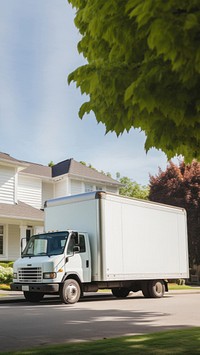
[0,158,29,170]
[67,173,122,186]
[0,214,44,222]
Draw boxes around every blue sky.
[0,0,172,185]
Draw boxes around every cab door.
[65,232,91,282]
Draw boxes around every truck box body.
[45,191,189,282]
[11,191,189,303]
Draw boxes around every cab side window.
[79,235,86,253]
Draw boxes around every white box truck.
[11,191,189,304]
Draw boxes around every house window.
[96,186,103,191]
[85,184,94,192]
[0,226,4,255]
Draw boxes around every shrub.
[0,261,13,268]
[0,265,13,284]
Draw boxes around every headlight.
[13,272,17,279]
[43,272,57,279]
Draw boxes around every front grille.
[18,267,42,282]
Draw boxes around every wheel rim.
[154,281,164,296]
[66,283,78,302]
[156,282,162,293]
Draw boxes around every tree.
[149,160,200,267]
[68,0,200,161]
[48,161,54,167]
[119,176,149,200]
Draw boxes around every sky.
[0,0,172,185]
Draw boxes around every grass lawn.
[1,328,200,354]
[168,283,200,290]
[0,284,11,291]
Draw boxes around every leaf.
[79,101,92,119]
[184,14,198,30]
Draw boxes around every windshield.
[22,231,69,257]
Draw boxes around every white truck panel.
[45,195,101,281]
[102,194,188,280]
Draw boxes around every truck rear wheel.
[148,280,165,298]
[141,281,151,298]
[24,291,44,302]
[111,287,130,298]
[60,279,81,304]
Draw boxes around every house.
[0,152,121,261]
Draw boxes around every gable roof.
[0,201,44,221]
[0,152,121,186]
[21,162,52,179]
[52,159,121,186]
[0,152,28,169]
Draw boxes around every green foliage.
[0,261,13,268]
[48,161,54,167]
[0,265,13,284]
[68,0,200,161]
[149,160,200,266]
[119,176,149,200]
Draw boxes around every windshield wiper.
[21,254,34,258]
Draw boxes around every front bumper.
[11,283,59,293]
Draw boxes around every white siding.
[71,179,83,195]
[55,179,67,198]
[42,182,54,206]
[18,176,42,209]
[0,166,15,204]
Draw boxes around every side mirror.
[73,246,80,253]
[21,237,26,254]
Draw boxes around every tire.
[148,280,165,298]
[60,279,81,304]
[24,291,44,302]
[141,281,151,298]
[111,287,130,298]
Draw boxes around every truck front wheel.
[24,291,44,302]
[111,287,130,298]
[60,279,81,304]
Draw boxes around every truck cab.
[11,230,91,303]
